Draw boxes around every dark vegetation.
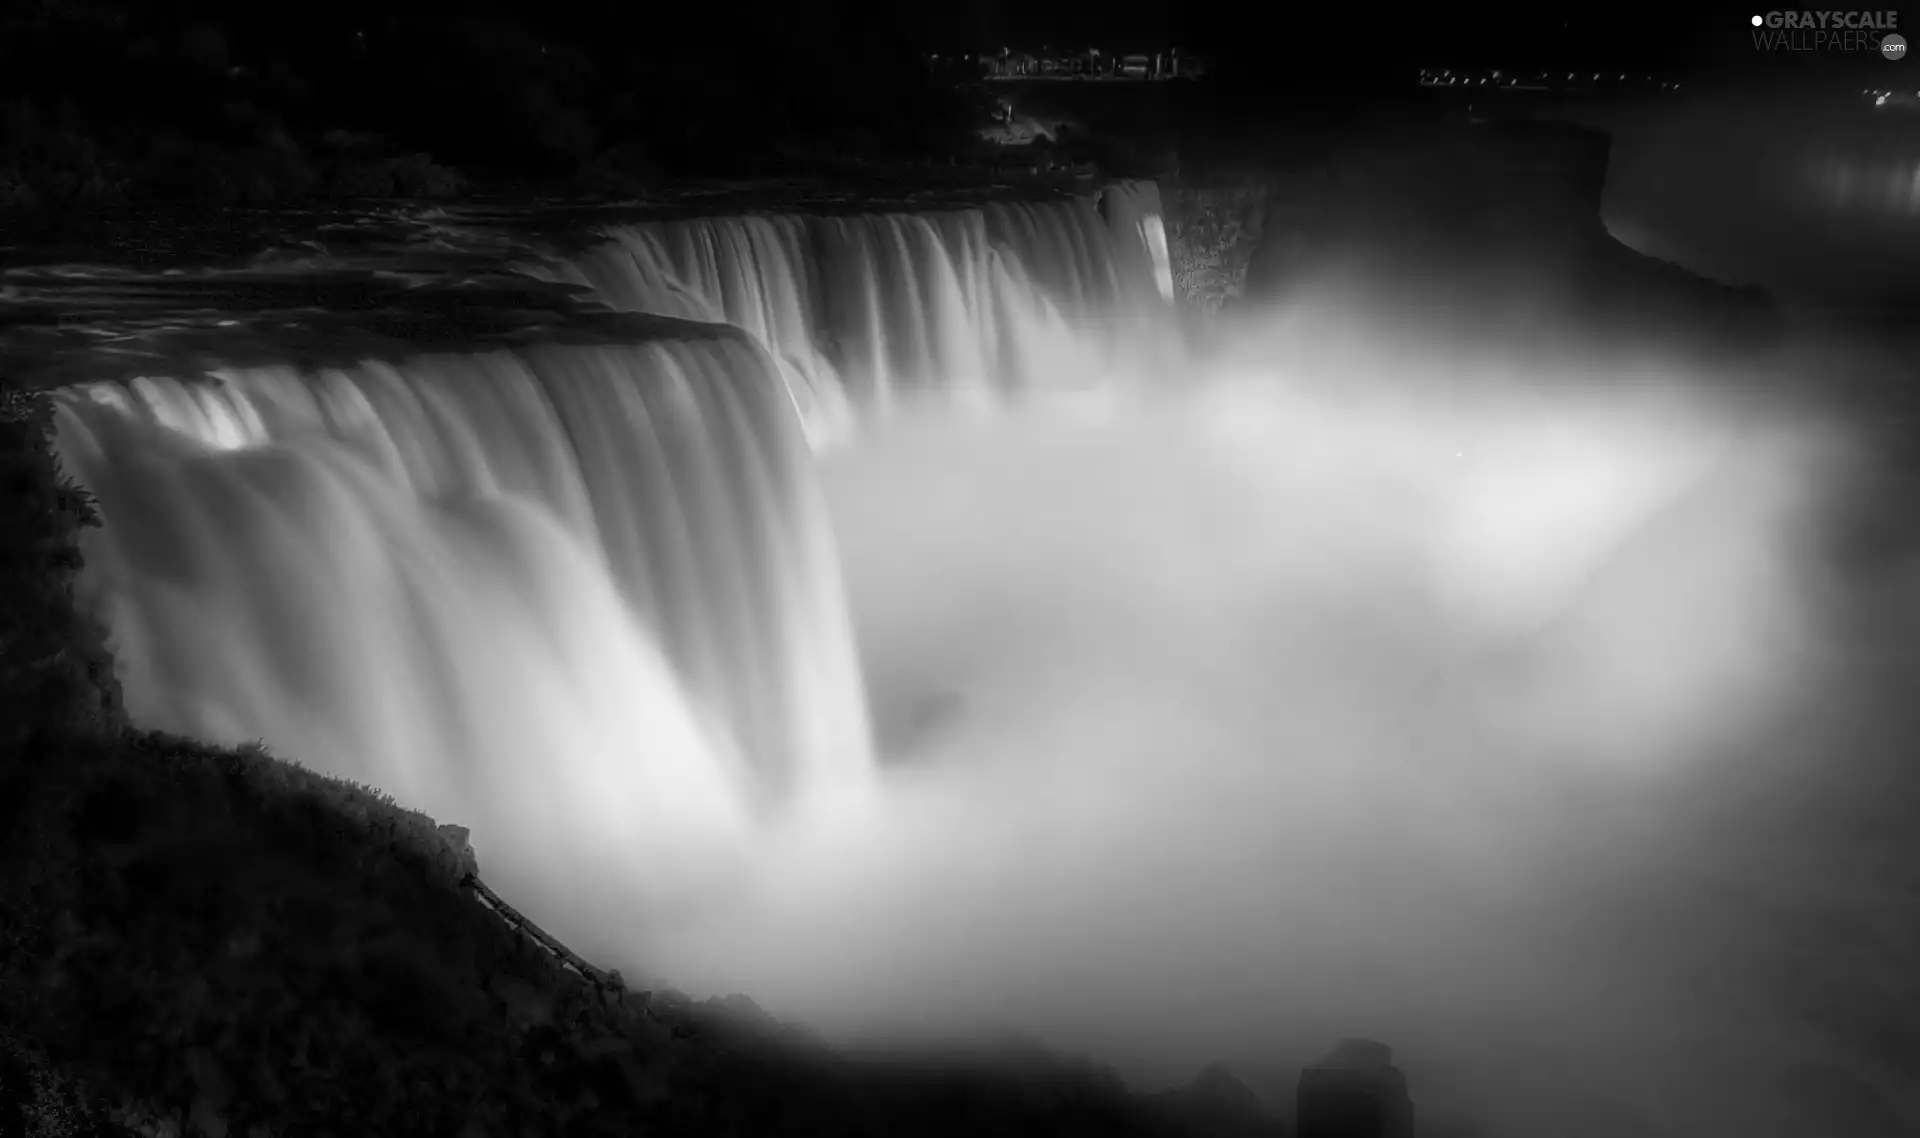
[0,0,997,215]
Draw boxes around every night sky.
[497,1,1740,63]
[103,1,1862,83]
[721,2,1786,80]
[883,3,1734,63]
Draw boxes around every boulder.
[1149,1062,1282,1137]
[1296,1038,1415,1138]
[437,823,479,879]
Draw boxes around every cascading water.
[540,181,1176,440]
[50,183,1175,933]
[53,332,872,914]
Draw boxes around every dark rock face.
[1188,1062,1268,1114]
[1771,1062,1913,1138]
[1296,1039,1415,1138]
[1162,185,1268,316]
[1244,120,1617,305]
[1150,1062,1282,1136]
[1234,117,1778,358]
[1475,120,1612,242]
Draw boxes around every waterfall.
[53,334,873,839]
[47,179,1175,909]
[542,181,1177,440]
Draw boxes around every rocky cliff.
[1234,117,1776,349]
[1159,120,1624,323]
[1162,184,1269,316]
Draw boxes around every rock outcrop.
[1296,1039,1416,1138]
[1245,120,1616,297]
[1237,117,1777,353]
[1162,184,1268,316]
[1150,1062,1282,1137]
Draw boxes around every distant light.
[1877,93,1890,105]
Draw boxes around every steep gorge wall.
[1161,185,1269,317]
[1192,117,1775,346]
[1253,121,1613,266]
[1158,121,1617,320]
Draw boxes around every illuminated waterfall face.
[543,181,1178,441]
[54,335,872,924]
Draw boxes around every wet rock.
[701,991,775,1035]
[1163,185,1269,316]
[438,823,479,878]
[1771,1063,1913,1138]
[486,973,554,1027]
[187,1095,227,1138]
[1152,1062,1279,1136]
[611,1050,673,1107]
[1186,1063,1267,1114]
[653,988,693,1016]
[185,1046,230,1137]
[578,1034,633,1060]
[1296,1039,1415,1138]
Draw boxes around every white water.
[53,336,870,922]
[540,181,1176,442]
[49,177,1920,1137]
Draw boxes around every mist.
[595,290,1911,1137]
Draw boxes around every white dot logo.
[1751,13,1764,25]
[1885,33,1908,60]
